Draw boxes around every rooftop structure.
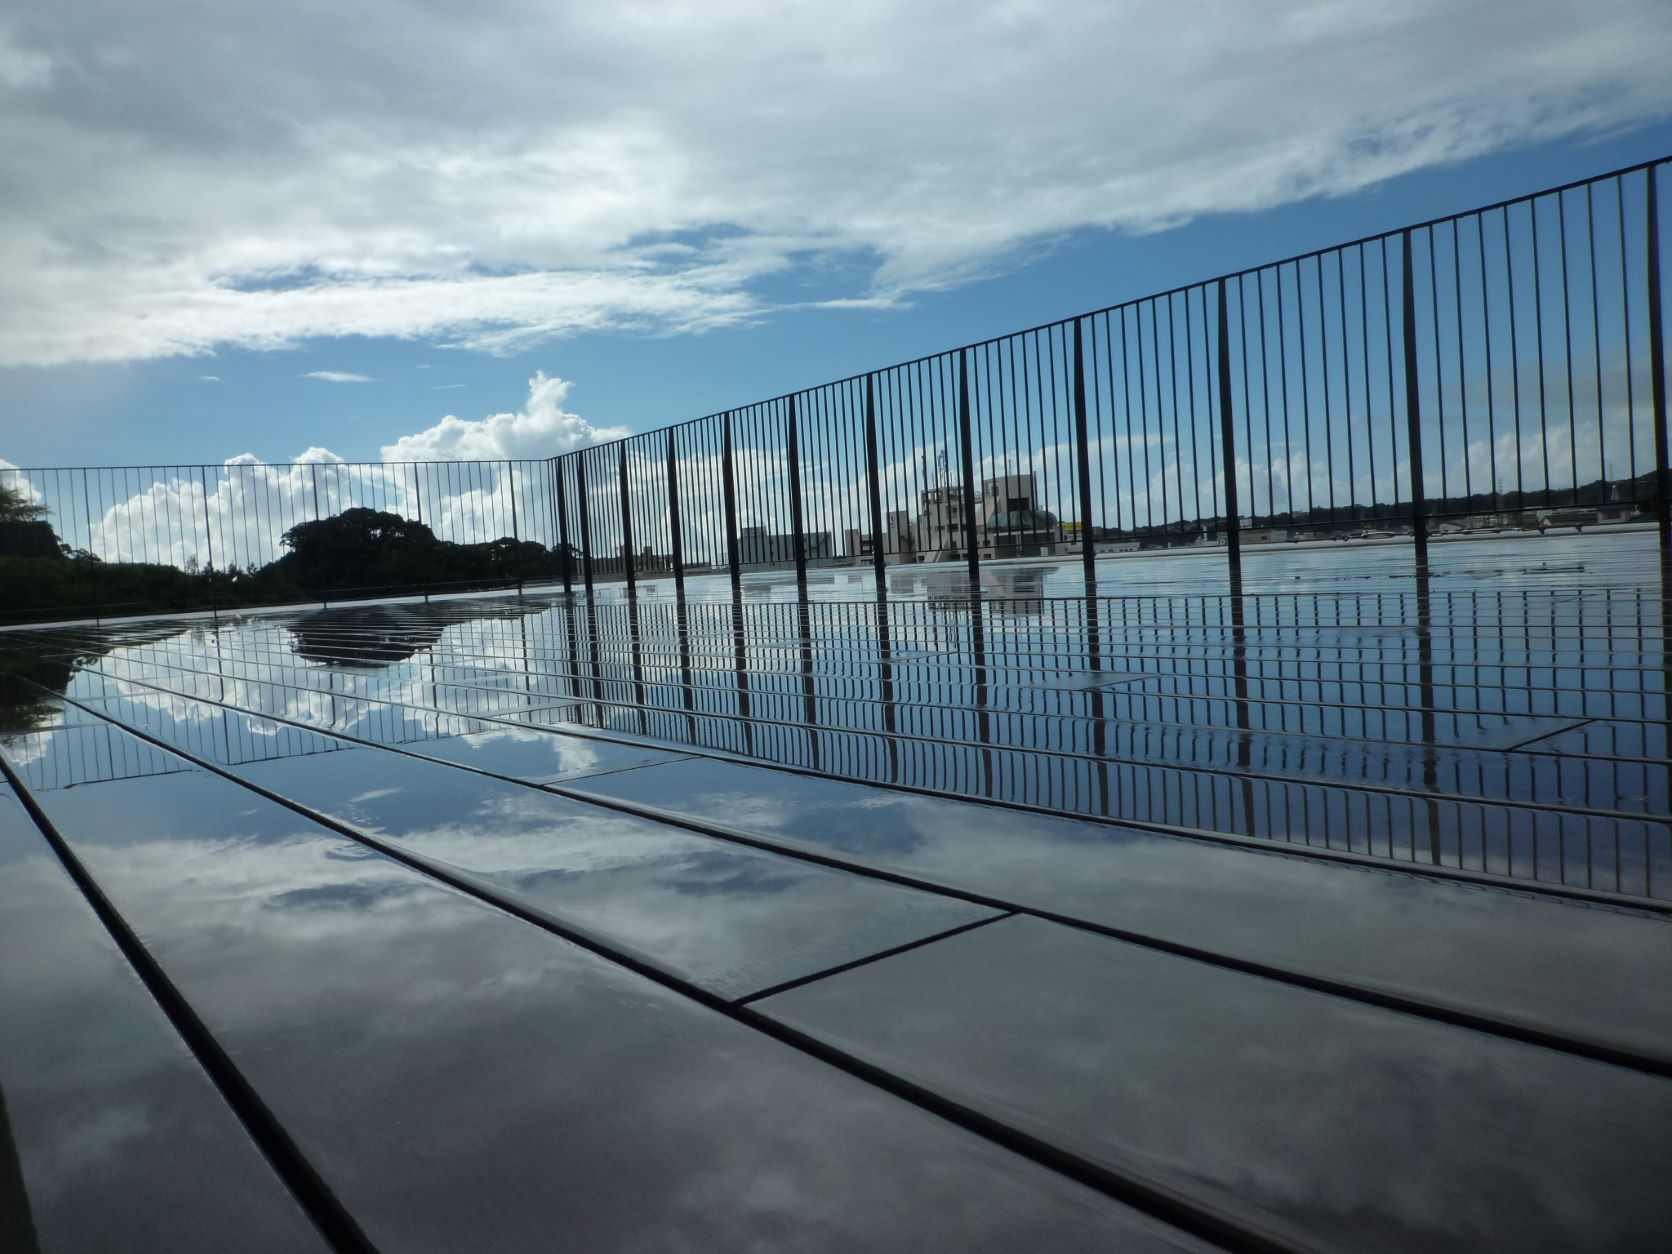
[2,157,1671,1251]
[3,532,1671,1251]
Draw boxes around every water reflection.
[1,533,1668,900]
[3,537,1670,1251]
[228,743,995,1000]
[9,728,1191,1253]
[0,786,327,1253]
[757,915,1672,1254]
[0,1080,40,1254]
[285,597,552,668]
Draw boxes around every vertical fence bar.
[722,411,742,591]
[507,460,520,540]
[577,455,595,595]
[1401,228,1430,565]
[864,374,887,585]
[1648,166,1670,553]
[1072,317,1096,581]
[554,457,572,594]
[618,443,636,593]
[666,428,685,593]
[786,394,808,587]
[198,465,219,615]
[957,349,980,587]
[1215,279,1242,579]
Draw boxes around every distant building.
[915,485,969,560]
[619,544,674,573]
[980,473,1061,559]
[913,472,1063,562]
[842,511,916,564]
[737,525,833,568]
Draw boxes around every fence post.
[198,465,219,617]
[666,427,685,594]
[957,349,981,588]
[864,374,887,586]
[1215,279,1243,580]
[618,443,636,593]
[1072,318,1096,582]
[507,460,520,540]
[79,467,102,623]
[577,453,595,595]
[1647,165,1670,554]
[553,458,573,594]
[786,394,808,588]
[507,460,524,596]
[722,410,742,591]
[1401,228,1430,566]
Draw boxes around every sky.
[1,0,1671,474]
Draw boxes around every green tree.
[0,482,49,522]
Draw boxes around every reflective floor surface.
[2,531,1670,1252]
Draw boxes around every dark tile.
[0,784,328,1253]
[21,764,1202,1254]
[568,757,1672,1066]
[217,741,999,1001]
[757,914,1672,1254]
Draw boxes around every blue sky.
[2,1,1670,471]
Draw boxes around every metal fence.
[5,156,1670,618]
[550,155,1670,594]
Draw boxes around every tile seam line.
[730,912,1016,1008]
[76,654,1670,827]
[0,757,378,1254]
[5,697,1301,1254]
[1502,717,1600,752]
[533,753,702,786]
[65,667,1672,916]
[35,684,1672,1080]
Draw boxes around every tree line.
[0,486,578,623]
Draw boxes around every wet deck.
[2,531,1670,1252]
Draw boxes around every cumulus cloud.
[4,371,625,573]
[303,370,373,383]
[0,2,1667,370]
[0,31,52,90]
[380,372,627,461]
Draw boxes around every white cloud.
[4,369,628,568]
[198,374,221,382]
[303,370,373,383]
[381,372,627,461]
[0,3,1665,369]
[0,31,52,90]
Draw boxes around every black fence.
[4,157,1669,621]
